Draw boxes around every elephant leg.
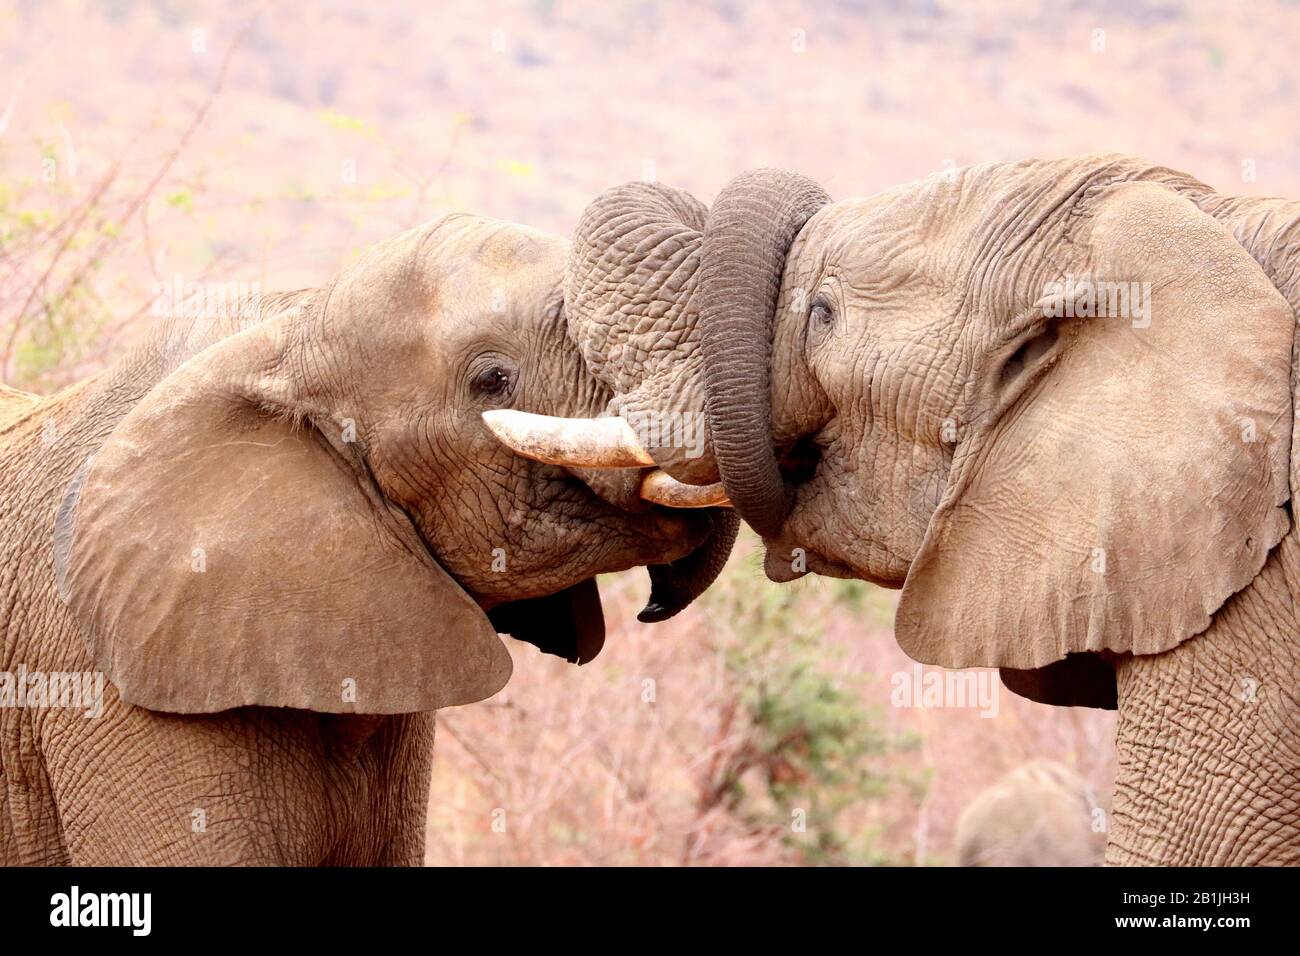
[319,713,435,867]
[0,712,71,865]
[40,691,429,866]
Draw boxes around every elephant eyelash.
[804,296,836,355]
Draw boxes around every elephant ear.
[896,181,1294,700]
[54,310,512,715]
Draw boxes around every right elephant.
[698,157,1300,866]
[498,155,1300,865]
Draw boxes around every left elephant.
[0,213,736,865]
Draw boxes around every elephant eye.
[472,364,514,397]
[810,296,834,327]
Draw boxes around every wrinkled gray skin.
[0,214,733,865]
[955,761,1105,867]
[572,156,1300,865]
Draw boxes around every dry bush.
[0,27,249,391]
[426,536,1117,866]
[427,538,913,866]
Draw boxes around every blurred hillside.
[4,0,1297,863]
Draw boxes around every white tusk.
[639,470,732,509]
[482,409,655,468]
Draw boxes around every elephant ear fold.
[54,316,511,715]
[896,182,1294,683]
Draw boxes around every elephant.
[491,155,1300,865]
[0,213,737,865]
[954,761,1105,867]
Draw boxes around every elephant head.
[53,214,737,715]
[679,156,1299,713]
[518,156,1300,863]
[709,157,1300,866]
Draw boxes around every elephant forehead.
[789,197,957,304]
[367,214,563,303]
[409,232,566,343]
[467,220,567,270]
[420,218,559,282]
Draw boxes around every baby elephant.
[954,761,1105,867]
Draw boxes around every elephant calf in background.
[0,214,736,865]
[955,761,1105,867]
[495,154,1300,865]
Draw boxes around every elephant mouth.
[482,408,741,624]
[762,542,866,584]
[487,577,607,666]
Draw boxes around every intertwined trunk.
[698,170,829,538]
[565,182,740,620]
[565,181,714,484]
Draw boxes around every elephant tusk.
[482,409,656,468]
[639,470,732,509]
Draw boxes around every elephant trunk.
[698,169,829,539]
[564,180,717,484]
[565,181,740,620]
[638,509,740,622]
